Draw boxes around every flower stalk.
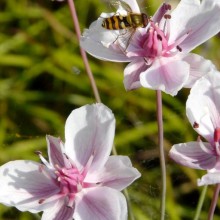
[156,90,166,220]
[208,184,220,220]
[67,0,101,103]
[193,185,208,220]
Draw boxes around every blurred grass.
[0,0,220,219]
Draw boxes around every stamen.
[166,31,190,51]
[164,3,171,11]
[164,14,171,19]
[38,199,45,204]
[193,122,199,128]
[81,154,95,177]
[157,34,162,41]
[35,150,54,170]
[176,45,182,52]
[67,194,75,208]
[214,128,220,143]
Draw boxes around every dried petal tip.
[35,150,42,155]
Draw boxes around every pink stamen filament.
[142,16,190,60]
[36,152,96,208]
[214,128,220,155]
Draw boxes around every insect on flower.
[101,0,149,50]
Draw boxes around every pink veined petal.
[42,198,74,220]
[65,103,115,172]
[181,53,216,88]
[47,135,69,168]
[198,172,220,186]
[80,16,131,62]
[123,58,148,90]
[74,187,127,220]
[186,70,220,143]
[0,160,59,213]
[85,156,141,191]
[169,0,220,53]
[140,57,190,96]
[169,142,216,170]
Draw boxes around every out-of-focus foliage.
[0,0,220,219]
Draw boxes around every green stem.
[193,185,208,220]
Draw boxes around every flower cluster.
[1,0,220,219]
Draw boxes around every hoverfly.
[101,0,149,50]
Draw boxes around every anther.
[176,45,182,52]
[38,199,45,204]
[164,3,171,11]
[157,34,162,41]
[164,14,171,19]
[35,150,42,155]
[193,122,199,128]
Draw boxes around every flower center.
[55,165,84,207]
[36,151,95,208]
[128,3,189,62]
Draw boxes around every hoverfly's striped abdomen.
[102,13,148,30]
[102,15,132,30]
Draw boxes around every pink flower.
[0,104,140,220]
[169,70,220,186]
[80,0,220,95]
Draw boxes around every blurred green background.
[0,0,220,219]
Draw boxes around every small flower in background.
[0,104,140,220]
[80,0,220,95]
[169,70,220,186]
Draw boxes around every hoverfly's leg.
[113,29,126,42]
[116,28,135,53]
[124,29,135,52]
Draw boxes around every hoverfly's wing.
[104,0,133,13]
[116,28,135,51]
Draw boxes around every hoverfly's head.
[141,13,149,27]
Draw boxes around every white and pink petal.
[182,53,216,88]
[0,160,59,213]
[46,135,70,168]
[169,0,220,53]
[123,58,147,90]
[140,57,190,96]
[65,104,115,173]
[186,70,220,143]
[198,171,220,186]
[85,155,141,191]
[74,187,127,220]
[80,16,130,62]
[42,198,74,220]
[169,142,216,170]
